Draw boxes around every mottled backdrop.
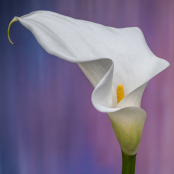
[0,0,173,174]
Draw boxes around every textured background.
[0,0,173,174]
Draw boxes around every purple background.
[0,0,172,174]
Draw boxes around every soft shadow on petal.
[78,59,113,87]
[91,59,114,111]
[117,57,169,108]
[108,107,147,156]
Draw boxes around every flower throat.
[117,84,125,103]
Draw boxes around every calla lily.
[8,11,169,156]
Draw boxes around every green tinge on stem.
[122,151,136,174]
[8,17,19,45]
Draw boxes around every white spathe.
[10,11,169,155]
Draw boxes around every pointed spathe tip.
[8,16,19,45]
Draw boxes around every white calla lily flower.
[8,11,169,156]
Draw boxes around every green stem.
[121,151,136,174]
